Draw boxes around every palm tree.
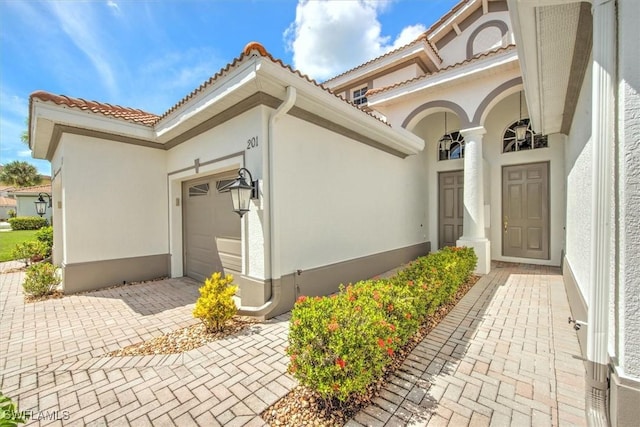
[0,161,42,188]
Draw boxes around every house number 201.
[247,136,258,150]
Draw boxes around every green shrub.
[23,262,60,297]
[7,209,16,218]
[287,246,477,402]
[8,216,48,230]
[11,240,48,266]
[0,390,30,425]
[35,226,53,257]
[193,272,238,332]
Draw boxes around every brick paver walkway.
[348,263,587,427]
[0,262,587,426]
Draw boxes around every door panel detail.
[502,162,549,259]
[439,170,464,249]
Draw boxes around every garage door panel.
[183,174,241,281]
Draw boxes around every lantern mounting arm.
[237,168,259,199]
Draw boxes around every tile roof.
[157,41,389,126]
[0,197,16,207]
[367,44,517,97]
[30,91,159,126]
[31,42,388,130]
[322,34,441,85]
[7,184,52,194]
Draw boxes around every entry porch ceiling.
[507,0,592,135]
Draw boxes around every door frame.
[501,161,550,260]
[438,169,464,249]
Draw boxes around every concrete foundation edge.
[63,254,170,294]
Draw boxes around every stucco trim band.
[47,91,409,161]
[62,254,170,294]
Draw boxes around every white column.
[457,126,491,274]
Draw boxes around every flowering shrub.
[23,262,60,297]
[193,272,237,332]
[287,246,477,402]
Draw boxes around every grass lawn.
[0,230,39,262]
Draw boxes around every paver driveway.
[0,262,587,426]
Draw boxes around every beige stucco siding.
[273,114,427,275]
[61,133,168,264]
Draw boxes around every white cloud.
[284,0,426,81]
[106,1,120,14]
[47,2,120,98]
[18,150,32,157]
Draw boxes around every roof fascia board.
[32,102,156,139]
[154,58,259,139]
[429,0,480,41]
[257,60,424,156]
[325,42,438,90]
[369,49,518,106]
[30,101,156,160]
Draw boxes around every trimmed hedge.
[287,246,477,402]
[8,216,48,230]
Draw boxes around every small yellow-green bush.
[11,240,48,266]
[23,262,60,297]
[193,272,238,332]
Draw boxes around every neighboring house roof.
[367,44,516,97]
[0,197,16,208]
[29,91,159,127]
[7,184,52,196]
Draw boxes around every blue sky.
[0,0,459,175]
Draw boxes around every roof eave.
[368,48,519,106]
[30,100,157,160]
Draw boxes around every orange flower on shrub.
[373,291,380,300]
[387,347,394,356]
[377,338,385,348]
[387,304,394,312]
[296,296,307,304]
[328,321,339,332]
[336,358,346,369]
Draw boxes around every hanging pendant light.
[514,91,528,142]
[439,112,452,152]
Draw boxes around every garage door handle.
[503,216,508,232]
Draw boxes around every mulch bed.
[262,275,480,427]
[105,317,260,357]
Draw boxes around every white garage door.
[183,174,241,283]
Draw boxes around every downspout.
[238,86,296,317]
[586,0,616,425]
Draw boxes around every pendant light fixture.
[439,112,452,153]
[514,91,528,142]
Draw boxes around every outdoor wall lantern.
[514,91,529,142]
[438,112,453,152]
[228,168,259,218]
[34,192,52,217]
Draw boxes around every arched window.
[502,119,548,153]
[438,131,465,161]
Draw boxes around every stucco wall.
[564,63,593,301]
[438,11,513,67]
[373,64,421,91]
[61,134,168,264]
[617,0,640,380]
[273,114,427,276]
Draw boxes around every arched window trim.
[502,118,548,153]
[438,131,465,161]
